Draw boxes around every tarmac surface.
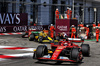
[0,35,100,66]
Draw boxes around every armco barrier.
[0,32,23,35]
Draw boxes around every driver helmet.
[64,42,68,46]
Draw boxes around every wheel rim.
[78,52,83,61]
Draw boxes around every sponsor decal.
[0,13,49,33]
[56,50,60,52]
[0,13,27,26]
[57,46,65,49]
[28,26,43,30]
[13,26,27,32]
[0,25,48,33]
[57,25,67,31]
[0,26,6,32]
[0,13,20,25]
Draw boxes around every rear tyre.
[81,44,90,56]
[71,48,83,62]
[36,45,48,58]
[29,34,34,41]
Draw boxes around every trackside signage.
[0,13,28,33]
[0,13,49,33]
[0,25,48,33]
[57,25,67,31]
[0,13,28,26]
[13,26,44,32]
[56,19,70,36]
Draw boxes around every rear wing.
[67,38,84,43]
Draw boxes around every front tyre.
[36,45,48,58]
[71,48,83,62]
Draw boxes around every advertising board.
[0,13,28,33]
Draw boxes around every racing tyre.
[81,44,90,56]
[36,45,48,58]
[29,34,34,41]
[71,48,83,62]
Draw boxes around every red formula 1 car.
[33,38,90,63]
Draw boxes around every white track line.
[0,53,34,61]
[17,48,35,51]
[0,45,36,51]
[0,45,16,48]
[5,53,34,57]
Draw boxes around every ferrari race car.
[33,38,90,63]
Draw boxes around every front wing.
[37,57,76,62]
